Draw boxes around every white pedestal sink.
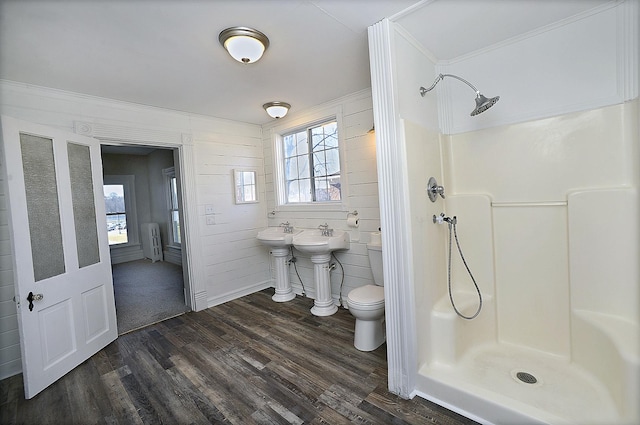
[256,227,303,302]
[292,229,350,316]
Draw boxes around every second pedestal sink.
[291,229,350,254]
[293,229,350,316]
[257,226,303,302]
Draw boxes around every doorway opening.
[100,144,190,334]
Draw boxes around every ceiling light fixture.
[219,26,270,64]
[263,102,291,119]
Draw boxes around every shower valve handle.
[427,177,446,202]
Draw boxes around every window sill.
[276,202,348,213]
[109,242,141,250]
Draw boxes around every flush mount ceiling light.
[263,102,291,119]
[219,26,270,64]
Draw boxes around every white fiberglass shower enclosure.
[369,1,639,424]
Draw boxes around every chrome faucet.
[318,223,333,236]
[427,176,446,202]
[279,221,294,233]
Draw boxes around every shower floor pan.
[417,343,620,424]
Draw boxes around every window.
[103,175,138,247]
[163,167,181,246]
[283,120,341,203]
[103,184,128,245]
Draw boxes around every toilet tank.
[367,242,384,286]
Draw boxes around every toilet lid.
[348,285,384,304]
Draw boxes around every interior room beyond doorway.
[101,144,189,334]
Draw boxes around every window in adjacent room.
[164,167,181,246]
[103,175,138,247]
[103,184,128,245]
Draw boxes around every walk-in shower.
[405,105,639,424]
[369,3,638,423]
[419,73,500,116]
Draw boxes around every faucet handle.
[427,177,446,202]
[280,221,293,233]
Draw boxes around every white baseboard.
[163,247,182,265]
[206,280,273,308]
[109,247,144,264]
[0,358,22,381]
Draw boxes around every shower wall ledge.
[572,309,639,421]
[573,310,639,361]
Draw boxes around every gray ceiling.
[0,0,611,126]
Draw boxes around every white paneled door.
[1,116,117,398]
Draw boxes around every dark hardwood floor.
[1,289,478,425]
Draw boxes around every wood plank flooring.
[1,289,478,425]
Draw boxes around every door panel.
[39,299,76,368]
[1,115,117,398]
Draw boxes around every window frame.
[271,105,348,212]
[163,167,181,248]
[103,175,139,248]
[233,169,259,204]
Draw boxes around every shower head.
[420,73,500,116]
[471,93,500,116]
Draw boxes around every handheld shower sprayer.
[419,73,500,116]
[433,213,483,320]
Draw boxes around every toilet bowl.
[347,237,385,351]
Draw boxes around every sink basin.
[292,229,350,255]
[256,227,303,248]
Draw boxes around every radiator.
[141,222,163,263]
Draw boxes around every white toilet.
[347,235,385,351]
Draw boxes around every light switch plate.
[206,216,215,225]
[205,204,214,215]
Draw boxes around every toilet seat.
[347,285,384,308]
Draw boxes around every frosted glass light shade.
[219,27,269,64]
[263,102,291,119]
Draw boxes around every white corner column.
[368,19,418,399]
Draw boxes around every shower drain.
[515,371,538,384]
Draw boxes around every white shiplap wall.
[261,90,381,305]
[0,80,271,379]
[0,146,20,378]
[194,132,271,305]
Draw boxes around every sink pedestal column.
[271,247,296,302]
[310,253,338,316]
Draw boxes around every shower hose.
[445,216,482,320]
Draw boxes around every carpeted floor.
[111,259,189,334]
